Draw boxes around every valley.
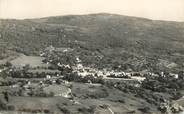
[0,13,184,114]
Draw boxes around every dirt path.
[107,107,114,114]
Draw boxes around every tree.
[5,62,12,67]
[23,64,30,72]
[0,99,7,110]
[178,71,184,80]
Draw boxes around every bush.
[172,92,183,100]
[7,105,15,111]
[138,107,150,113]
[78,106,95,114]
[0,99,7,110]
[58,106,70,114]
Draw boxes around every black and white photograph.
[0,0,184,114]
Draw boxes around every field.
[0,82,161,114]
[10,55,48,68]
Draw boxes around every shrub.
[58,106,70,114]
[0,99,7,110]
[7,105,15,111]
[78,106,95,114]
[138,107,150,113]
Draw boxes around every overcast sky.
[0,0,184,21]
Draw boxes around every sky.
[0,0,184,21]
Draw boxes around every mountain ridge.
[1,13,184,23]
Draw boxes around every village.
[0,45,184,114]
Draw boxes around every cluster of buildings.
[39,46,184,84]
[66,57,144,81]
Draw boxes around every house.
[46,75,51,79]
[170,73,178,79]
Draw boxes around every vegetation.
[0,13,184,72]
[0,13,184,113]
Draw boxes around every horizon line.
[0,13,183,23]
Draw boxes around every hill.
[0,13,184,72]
